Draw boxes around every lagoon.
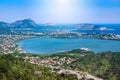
[17,38,120,54]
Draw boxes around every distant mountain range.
[0,19,113,34]
[72,24,110,30]
[42,23,111,30]
[43,23,56,26]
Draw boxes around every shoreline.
[12,36,37,54]
[15,37,120,54]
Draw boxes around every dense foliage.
[66,51,120,80]
[0,54,78,80]
[51,49,94,58]
[0,50,120,80]
[50,49,120,80]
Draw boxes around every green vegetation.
[51,49,94,58]
[0,49,120,80]
[0,54,78,80]
[61,51,120,80]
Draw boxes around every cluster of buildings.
[87,33,120,40]
[1,31,119,54]
[0,34,34,54]
[23,56,103,80]
[23,56,75,67]
[42,31,120,40]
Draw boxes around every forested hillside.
[0,54,77,80]
[0,50,120,80]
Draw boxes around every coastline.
[16,37,120,54]
[13,36,37,54]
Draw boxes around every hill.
[72,24,110,30]
[11,19,37,28]
[0,22,11,34]
[14,49,120,80]
[0,54,78,80]
[0,19,38,34]
[43,50,120,80]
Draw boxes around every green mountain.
[0,54,78,80]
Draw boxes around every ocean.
[71,24,120,34]
[37,24,120,34]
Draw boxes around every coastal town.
[0,34,35,54]
[0,19,120,54]
[0,0,120,79]
[0,31,120,54]
[0,31,105,80]
[0,18,120,79]
[0,32,106,80]
[0,22,120,79]
[22,54,103,80]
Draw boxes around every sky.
[0,0,120,23]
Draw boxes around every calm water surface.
[17,38,120,54]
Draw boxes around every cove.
[17,38,120,54]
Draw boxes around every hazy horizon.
[0,0,120,23]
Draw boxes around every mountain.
[11,19,37,28]
[72,24,109,30]
[0,22,11,27]
[0,22,11,34]
[0,19,38,34]
[43,23,56,26]
[0,19,37,29]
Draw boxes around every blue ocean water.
[37,24,120,34]
[71,24,120,34]
[17,38,120,54]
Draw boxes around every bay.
[17,38,120,54]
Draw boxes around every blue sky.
[0,0,120,23]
